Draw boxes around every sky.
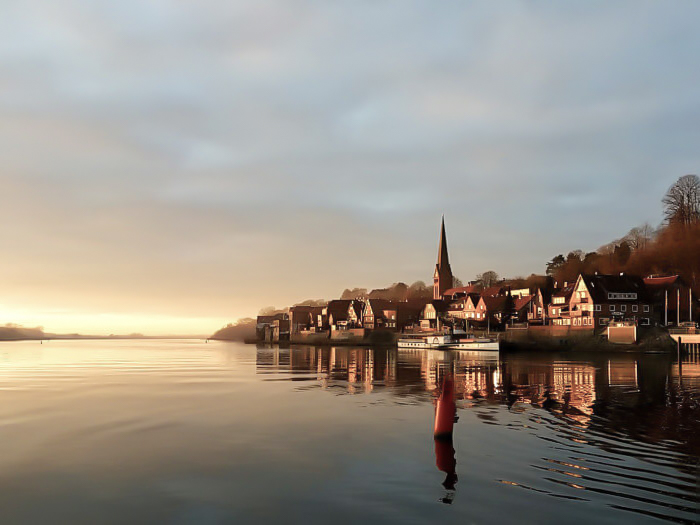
[1,1,700,335]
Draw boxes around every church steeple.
[437,215,450,269]
[434,215,454,300]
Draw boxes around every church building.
[433,216,454,300]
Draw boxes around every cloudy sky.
[1,1,699,334]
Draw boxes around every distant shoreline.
[0,335,208,342]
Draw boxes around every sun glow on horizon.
[0,305,235,336]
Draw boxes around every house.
[482,294,513,326]
[397,300,430,332]
[363,299,398,330]
[513,295,534,323]
[446,293,482,324]
[420,300,450,330]
[469,295,489,322]
[569,273,652,329]
[327,300,364,331]
[528,288,551,325]
[289,305,326,333]
[548,283,575,326]
[256,312,290,342]
[643,275,696,326]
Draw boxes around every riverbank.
[501,326,676,352]
[229,326,678,353]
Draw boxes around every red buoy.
[434,375,456,439]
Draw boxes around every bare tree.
[623,224,653,251]
[663,175,700,226]
[476,270,499,288]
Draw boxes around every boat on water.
[397,331,499,351]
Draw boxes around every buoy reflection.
[434,373,457,504]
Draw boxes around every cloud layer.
[1,1,699,333]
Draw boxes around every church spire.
[433,215,454,300]
[437,215,449,270]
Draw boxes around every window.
[608,292,638,300]
[643,305,650,313]
[599,318,609,326]
[640,318,650,326]
[594,304,601,312]
[610,305,615,312]
[621,305,627,312]
[632,305,638,312]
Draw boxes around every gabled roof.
[514,295,533,312]
[351,301,365,319]
[536,287,553,304]
[481,285,506,297]
[580,273,648,302]
[552,284,575,299]
[396,300,429,325]
[423,299,450,314]
[326,300,353,321]
[443,285,478,298]
[365,299,396,319]
[483,295,508,312]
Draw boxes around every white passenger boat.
[397,332,499,351]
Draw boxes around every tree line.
[544,175,700,291]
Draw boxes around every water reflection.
[433,374,458,504]
[257,345,699,523]
[256,345,698,453]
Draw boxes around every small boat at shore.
[397,331,499,351]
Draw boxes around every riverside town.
[242,176,700,353]
[243,176,700,351]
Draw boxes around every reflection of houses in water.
[255,347,692,436]
[398,349,500,400]
[673,351,700,391]
[553,363,596,418]
[607,359,638,387]
[255,345,697,459]
[500,359,597,419]
[348,349,374,393]
[258,346,394,394]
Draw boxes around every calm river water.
[0,340,697,524]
